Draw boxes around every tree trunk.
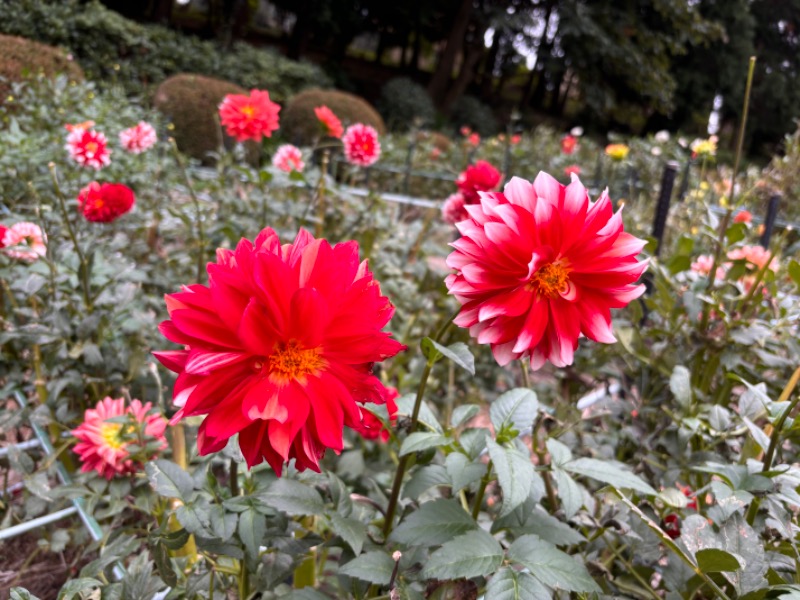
[287,5,311,59]
[479,28,503,100]
[442,42,484,112]
[374,32,386,65]
[409,17,422,73]
[427,0,474,107]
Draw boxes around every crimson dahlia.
[456,161,501,204]
[446,173,647,370]
[154,228,405,474]
[77,182,135,223]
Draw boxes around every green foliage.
[0,34,83,100]
[378,77,436,131]
[281,87,386,146]
[449,94,498,136]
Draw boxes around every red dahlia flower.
[77,182,135,223]
[342,123,381,167]
[219,89,281,142]
[456,160,501,204]
[564,165,581,177]
[154,228,405,474]
[0,224,7,248]
[511,134,522,145]
[442,193,468,225]
[314,105,344,139]
[66,128,111,170]
[733,210,752,224]
[467,133,481,147]
[72,397,167,480]
[445,173,647,370]
[353,387,399,442]
[561,134,578,155]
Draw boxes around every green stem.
[471,464,493,519]
[745,365,800,525]
[238,557,250,599]
[230,459,240,497]
[601,532,662,600]
[613,488,733,600]
[49,164,92,313]
[169,139,207,284]
[533,413,558,513]
[315,149,330,238]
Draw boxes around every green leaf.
[670,365,692,407]
[422,529,504,580]
[521,508,586,546]
[545,439,572,467]
[328,513,367,555]
[742,417,771,453]
[789,259,800,290]
[696,548,742,573]
[145,459,194,500]
[339,551,396,585]
[402,465,450,499]
[486,439,534,516]
[11,589,42,600]
[260,478,325,516]
[400,432,449,456]
[57,578,103,600]
[395,394,443,433]
[485,568,550,600]
[553,470,583,519]
[450,404,480,428]
[490,388,538,436]
[151,540,178,588]
[426,339,475,374]
[507,534,601,593]
[445,452,487,493]
[564,458,657,495]
[726,222,747,244]
[390,498,477,546]
[239,507,267,564]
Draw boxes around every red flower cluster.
[219,90,281,142]
[456,160,501,204]
[77,182,135,223]
[446,173,647,370]
[154,228,405,475]
[315,105,344,139]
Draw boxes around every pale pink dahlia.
[72,397,167,479]
[119,121,157,154]
[3,222,46,262]
[272,144,305,173]
[445,173,648,370]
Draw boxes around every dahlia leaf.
[490,388,539,437]
[552,470,584,519]
[399,432,450,456]
[390,498,477,546]
[424,338,476,374]
[507,534,601,593]
[55,578,104,600]
[486,438,535,516]
[395,394,443,433]
[10,589,42,600]
[564,458,657,495]
[421,529,504,580]
[328,512,367,555]
[670,365,693,407]
[445,452,487,494]
[339,551,396,585]
[545,439,573,467]
[146,459,194,501]
[789,259,800,289]
[485,567,550,600]
[695,548,742,573]
[260,478,325,516]
[450,404,480,428]
[402,465,450,500]
[239,507,267,564]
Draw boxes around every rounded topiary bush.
[450,95,498,136]
[281,88,386,146]
[153,73,253,162]
[379,77,436,130]
[0,34,83,100]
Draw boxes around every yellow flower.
[691,137,717,158]
[699,182,709,191]
[605,143,629,161]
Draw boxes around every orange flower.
[219,90,281,142]
[314,105,344,138]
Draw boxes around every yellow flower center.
[528,261,571,298]
[85,141,98,154]
[100,422,125,450]
[240,105,256,119]
[257,340,325,384]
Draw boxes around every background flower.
[77,182,135,222]
[342,123,381,167]
[441,192,468,224]
[219,89,280,142]
[119,121,157,154]
[272,144,305,173]
[456,160,501,204]
[314,105,343,138]
[2,222,46,262]
[65,127,111,170]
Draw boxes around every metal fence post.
[652,161,679,256]
[677,156,693,201]
[760,193,781,248]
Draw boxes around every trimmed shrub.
[450,95,498,136]
[153,73,254,162]
[0,0,327,99]
[0,34,83,100]
[281,88,386,146]
[379,77,436,130]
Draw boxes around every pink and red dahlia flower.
[219,89,281,142]
[733,210,752,224]
[66,128,111,170]
[342,124,381,167]
[272,144,305,173]
[467,133,481,147]
[0,225,7,249]
[154,228,405,474]
[690,255,727,280]
[564,165,582,177]
[72,397,167,480]
[445,173,647,370]
[353,387,399,442]
[442,193,468,225]
[2,222,46,262]
[456,160,501,205]
[561,134,578,155]
[511,134,522,145]
[727,245,778,272]
[77,182,135,223]
[119,121,157,154]
[314,105,344,139]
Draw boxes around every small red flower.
[431,147,442,160]
[77,182,135,223]
[678,484,698,510]
[119,121,157,154]
[219,89,281,142]
[662,514,681,539]
[72,397,167,480]
[272,144,305,173]
[733,210,752,224]
[467,132,481,147]
[564,165,582,177]
[561,135,578,155]
[353,387,399,442]
[460,126,472,137]
[456,160,501,204]
[446,173,647,370]
[442,193,468,225]
[154,228,405,475]
[66,128,111,170]
[314,105,344,139]
[511,134,522,145]
[342,123,381,167]
[0,224,7,249]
